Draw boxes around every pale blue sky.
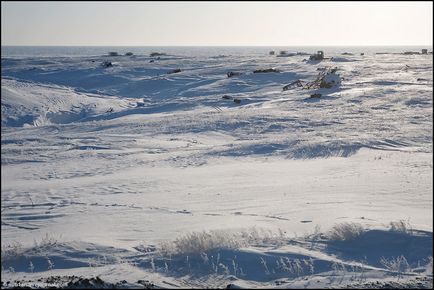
[1,1,432,46]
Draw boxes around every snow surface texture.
[1,49,433,288]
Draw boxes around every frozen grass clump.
[159,230,247,257]
[1,233,61,265]
[327,222,364,241]
[33,233,60,249]
[380,255,410,274]
[158,227,288,257]
[239,227,287,247]
[1,241,24,263]
[426,256,433,275]
[389,220,412,234]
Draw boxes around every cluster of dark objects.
[1,276,157,289]
[222,95,242,104]
[101,51,169,67]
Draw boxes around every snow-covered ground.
[1,48,432,288]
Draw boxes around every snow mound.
[1,79,130,127]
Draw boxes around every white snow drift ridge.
[1,78,131,127]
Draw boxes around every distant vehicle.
[309,51,324,61]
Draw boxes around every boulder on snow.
[167,68,182,74]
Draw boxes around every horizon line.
[2,44,433,47]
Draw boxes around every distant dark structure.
[403,51,420,55]
[309,51,324,61]
[422,49,428,55]
[125,52,133,56]
[253,68,279,73]
[108,52,119,56]
[269,51,275,55]
[277,51,297,57]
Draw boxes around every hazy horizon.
[2,1,432,46]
